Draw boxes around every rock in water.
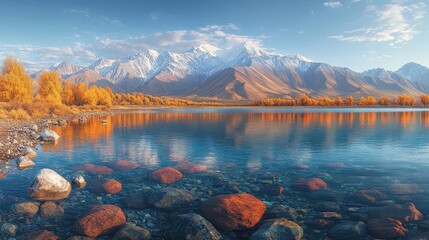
[201,193,266,231]
[17,156,35,170]
[40,129,60,141]
[111,160,140,170]
[13,202,40,218]
[28,168,71,201]
[147,188,194,211]
[291,178,328,192]
[250,218,304,240]
[113,224,151,240]
[368,203,423,222]
[40,201,64,219]
[169,213,222,240]
[72,204,126,238]
[23,146,37,159]
[367,218,408,239]
[21,229,58,240]
[327,221,367,239]
[1,223,18,236]
[148,167,183,184]
[72,175,86,188]
[88,179,122,194]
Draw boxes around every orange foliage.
[37,71,63,105]
[0,57,33,103]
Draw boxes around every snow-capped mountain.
[50,61,85,78]
[43,41,429,100]
[396,62,429,83]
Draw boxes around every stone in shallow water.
[17,155,35,169]
[40,129,60,141]
[250,218,303,240]
[314,202,340,212]
[113,224,151,240]
[73,164,113,175]
[169,213,222,240]
[266,205,299,221]
[176,160,207,174]
[23,146,37,159]
[318,212,342,220]
[72,175,86,188]
[147,188,194,211]
[1,223,17,237]
[327,221,367,239]
[367,218,408,239]
[201,193,266,231]
[88,179,122,194]
[368,203,423,222]
[21,229,58,240]
[291,178,327,192]
[40,201,64,219]
[305,219,335,230]
[354,189,386,204]
[388,183,420,195]
[258,185,284,196]
[13,201,40,218]
[111,160,140,171]
[147,167,183,184]
[28,168,71,201]
[72,204,126,238]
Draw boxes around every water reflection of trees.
[41,111,429,170]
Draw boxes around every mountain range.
[33,42,429,100]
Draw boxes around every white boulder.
[28,168,71,201]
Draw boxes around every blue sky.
[0,0,427,72]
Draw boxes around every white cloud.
[329,2,426,45]
[324,1,343,8]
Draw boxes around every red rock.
[292,164,310,169]
[368,203,423,222]
[148,167,183,184]
[292,178,328,192]
[367,218,408,239]
[305,219,335,229]
[258,186,285,196]
[322,162,345,168]
[40,201,64,219]
[201,193,266,231]
[176,160,207,174]
[72,204,126,238]
[74,164,113,175]
[88,179,122,194]
[354,189,386,204]
[388,184,420,195]
[22,229,58,240]
[111,160,139,170]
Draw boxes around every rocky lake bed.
[1,109,429,239]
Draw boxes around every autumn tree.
[396,94,416,106]
[379,96,391,106]
[0,57,33,103]
[62,81,75,106]
[36,71,63,104]
[420,94,429,106]
[344,96,354,106]
[335,96,343,106]
[73,82,89,105]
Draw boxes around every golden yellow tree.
[420,94,429,106]
[0,57,33,103]
[62,81,75,105]
[36,71,63,105]
[73,82,89,105]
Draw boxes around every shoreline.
[0,110,112,162]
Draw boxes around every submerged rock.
[176,160,207,174]
[73,163,113,175]
[201,193,266,231]
[388,184,420,195]
[72,204,126,238]
[13,201,40,218]
[305,219,335,229]
[367,218,408,239]
[28,168,71,201]
[1,223,18,237]
[17,155,35,169]
[147,188,194,211]
[40,201,64,219]
[88,179,122,194]
[40,129,60,141]
[112,160,140,171]
[122,194,146,209]
[72,175,86,188]
[368,203,423,222]
[148,167,183,184]
[21,229,58,240]
[169,213,222,240]
[292,178,327,192]
[354,189,386,204]
[23,146,37,159]
[258,185,285,196]
[250,218,304,240]
[327,221,367,239]
[113,224,151,240]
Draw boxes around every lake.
[1,107,429,239]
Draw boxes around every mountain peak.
[189,43,221,56]
[396,62,429,83]
[240,41,266,56]
[288,53,313,62]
